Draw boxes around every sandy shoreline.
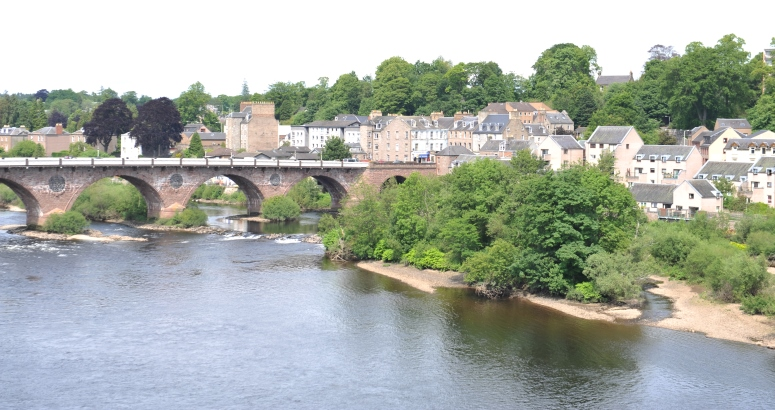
[355,261,775,349]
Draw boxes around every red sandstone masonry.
[1,162,440,226]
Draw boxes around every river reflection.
[1,209,774,409]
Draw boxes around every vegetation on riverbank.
[321,153,774,316]
[72,178,147,221]
[190,184,247,203]
[287,177,332,210]
[261,196,301,221]
[156,206,208,228]
[42,210,89,234]
[0,184,23,209]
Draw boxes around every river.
[1,205,774,409]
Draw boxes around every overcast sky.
[3,0,772,100]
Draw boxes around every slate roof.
[482,103,510,114]
[204,148,234,158]
[0,126,29,135]
[752,157,775,169]
[549,135,583,150]
[588,126,634,144]
[184,131,225,141]
[450,116,478,131]
[630,183,675,204]
[334,114,369,123]
[306,120,361,128]
[699,127,745,147]
[545,112,573,125]
[479,139,533,152]
[692,130,714,145]
[596,74,633,86]
[685,179,720,198]
[635,145,694,160]
[716,119,751,129]
[508,102,537,112]
[695,161,753,181]
[726,139,775,149]
[474,114,509,134]
[748,130,775,138]
[437,145,473,156]
[31,126,68,135]
[525,123,549,136]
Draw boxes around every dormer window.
[698,174,707,179]
[711,175,721,180]
[675,156,683,163]
[649,155,657,162]
[661,155,669,162]
[635,154,644,162]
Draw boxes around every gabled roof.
[596,74,633,86]
[305,120,361,128]
[588,126,634,144]
[715,118,751,129]
[726,139,775,149]
[437,145,473,156]
[700,127,744,147]
[685,179,721,198]
[452,154,498,165]
[545,112,573,125]
[549,135,583,150]
[479,139,533,152]
[204,148,234,158]
[474,114,509,134]
[524,123,549,136]
[31,126,68,135]
[0,126,29,135]
[748,130,775,139]
[508,102,536,112]
[694,161,753,181]
[635,145,694,159]
[334,114,369,123]
[752,157,775,169]
[184,131,225,141]
[481,103,510,114]
[630,183,675,204]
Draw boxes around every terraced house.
[626,145,702,185]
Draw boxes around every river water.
[1,206,774,409]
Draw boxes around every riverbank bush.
[288,177,332,210]
[190,184,247,204]
[0,184,23,208]
[157,206,208,228]
[72,178,147,221]
[262,196,300,221]
[42,211,89,234]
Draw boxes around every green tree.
[8,140,45,157]
[176,81,213,126]
[529,43,599,106]
[661,34,757,128]
[321,137,351,160]
[748,94,775,131]
[373,57,414,114]
[83,98,133,153]
[262,196,301,221]
[186,132,205,158]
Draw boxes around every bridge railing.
[0,157,370,168]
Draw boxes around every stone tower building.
[222,101,279,152]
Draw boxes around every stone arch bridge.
[0,158,439,226]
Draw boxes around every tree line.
[2,33,772,157]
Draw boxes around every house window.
[769,182,773,188]
[754,181,760,188]
[563,149,568,154]
[651,202,657,208]
[689,193,694,199]
[626,144,630,149]
[590,143,596,148]
[769,195,773,204]
[650,168,655,173]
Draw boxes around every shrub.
[0,183,22,207]
[262,196,301,221]
[746,231,775,259]
[158,207,208,228]
[741,294,775,316]
[649,225,699,266]
[566,282,601,303]
[72,178,147,221]
[583,252,643,303]
[317,214,338,235]
[706,254,769,302]
[43,211,89,235]
[461,239,517,287]
[403,243,448,270]
[683,240,739,280]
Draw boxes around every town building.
[536,135,585,170]
[586,126,645,181]
[0,125,29,152]
[479,139,534,159]
[178,123,226,151]
[222,101,280,152]
[542,111,574,135]
[447,113,478,150]
[748,157,775,206]
[693,127,744,162]
[714,118,751,135]
[595,72,634,91]
[626,145,702,185]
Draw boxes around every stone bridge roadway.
[0,157,439,226]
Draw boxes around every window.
[626,144,630,149]
[563,149,568,154]
[651,202,657,208]
[636,168,644,174]
[387,131,390,139]
[387,143,390,150]
[769,182,773,188]
[754,181,760,188]
[689,193,694,199]
[769,195,773,204]
[590,143,596,148]
[650,168,655,173]
[675,156,683,163]
[751,148,756,154]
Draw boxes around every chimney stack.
[55,123,63,134]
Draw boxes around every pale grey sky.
[3,0,772,99]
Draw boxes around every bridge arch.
[112,175,165,219]
[0,178,42,226]
[219,174,264,214]
[306,175,347,209]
